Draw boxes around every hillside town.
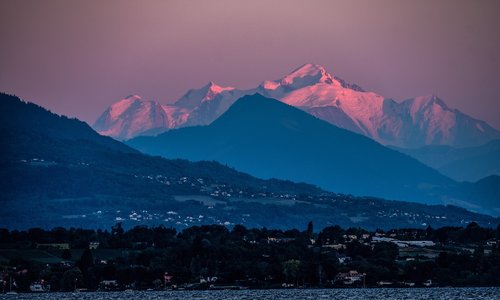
[45,171,492,230]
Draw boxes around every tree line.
[1,222,500,291]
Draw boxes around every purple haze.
[1,0,499,129]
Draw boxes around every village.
[1,221,499,293]
[47,173,482,232]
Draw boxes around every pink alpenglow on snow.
[94,82,235,140]
[93,64,500,147]
[175,82,235,110]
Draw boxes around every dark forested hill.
[128,94,454,204]
[0,92,498,229]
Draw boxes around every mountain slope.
[455,176,500,216]
[175,81,235,110]
[2,92,498,229]
[93,82,236,139]
[391,140,500,182]
[0,92,327,227]
[128,94,457,204]
[93,95,187,140]
[1,93,136,157]
[256,64,500,148]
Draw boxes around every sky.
[1,0,500,129]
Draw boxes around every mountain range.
[2,92,498,229]
[128,94,500,216]
[95,64,500,148]
[0,92,320,228]
[128,94,450,202]
[391,140,500,182]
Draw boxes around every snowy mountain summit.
[94,64,500,147]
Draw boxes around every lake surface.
[1,287,499,300]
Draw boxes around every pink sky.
[1,0,499,129]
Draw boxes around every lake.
[1,287,499,300]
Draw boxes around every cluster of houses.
[334,270,366,286]
[62,173,481,231]
[332,270,434,288]
[371,236,435,248]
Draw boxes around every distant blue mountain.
[391,140,500,182]
[457,175,500,214]
[128,94,458,205]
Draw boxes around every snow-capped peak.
[94,63,500,147]
[258,63,336,93]
[205,81,234,92]
[204,81,235,100]
[124,94,142,101]
[175,82,234,109]
[407,94,451,112]
[280,63,334,86]
[108,95,143,120]
[287,63,329,78]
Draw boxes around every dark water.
[1,288,499,300]
[0,288,500,300]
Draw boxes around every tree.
[321,251,339,281]
[283,259,301,285]
[373,242,398,262]
[61,268,83,291]
[78,248,94,273]
[317,225,344,245]
[426,225,433,239]
[112,223,124,239]
[346,241,372,259]
[231,224,247,240]
[307,221,314,239]
[437,251,449,268]
[190,256,202,279]
[61,249,72,260]
[473,244,485,261]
